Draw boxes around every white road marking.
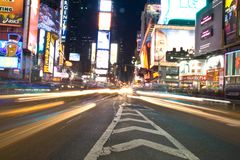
[119,118,149,124]
[101,139,188,159]
[84,105,123,160]
[135,110,200,160]
[121,113,141,117]
[112,126,164,136]
[84,103,200,160]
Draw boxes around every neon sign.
[201,14,213,25]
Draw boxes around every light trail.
[0,101,65,117]
[129,95,240,127]
[136,91,231,104]
[0,103,96,149]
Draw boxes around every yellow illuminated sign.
[44,32,51,73]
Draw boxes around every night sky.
[113,0,146,64]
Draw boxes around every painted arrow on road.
[84,103,200,160]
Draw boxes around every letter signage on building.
[61,0,68,41]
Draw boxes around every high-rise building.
[65,0,97,74]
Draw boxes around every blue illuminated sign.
[61,0,69,41]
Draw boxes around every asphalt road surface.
[0,91,240,160]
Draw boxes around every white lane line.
[136,110,200,160]
[101,139,187,159]
[84,105,123,160]
[121,113,141,117]
[119,118,149,124]
[0,103,96,149]
[112,126,164,136]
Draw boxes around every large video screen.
[97,31,110,50]
[96,50,109,69]
[38,3,60,34]
[159,0,206,24]
[100,0,112,12]
[99,12,111,31]
[69,53,80,61]
[0,0,24,27]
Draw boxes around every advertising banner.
[224,0,238,45]
[28,0,40,55]
[38,3,60,34]
[0,0,24,27]
[97,31,110,50]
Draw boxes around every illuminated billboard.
[49,39,55,74]
[151,25,195,66]
[95,69,108,75]
[224,0,238,45]
[110,43,118,64]
[54,40,60,65]
[99,12,111,30]
[0,39,22,69]
[0,57,18,69]
[95,76,107,82]
[100,0,112,12]
[38,3,60,34]
[159,0,206,24]
[0,40,22,57]
[61,0,69,41]
[157,26,195,51]
[91,43,96,63]
[69,53,80,61]
[97,31,110,50]
[38,29,46,54]
[28,0,40,55]
[96,50,109,69]
[44,32,51,73]
[0,0,24,27]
